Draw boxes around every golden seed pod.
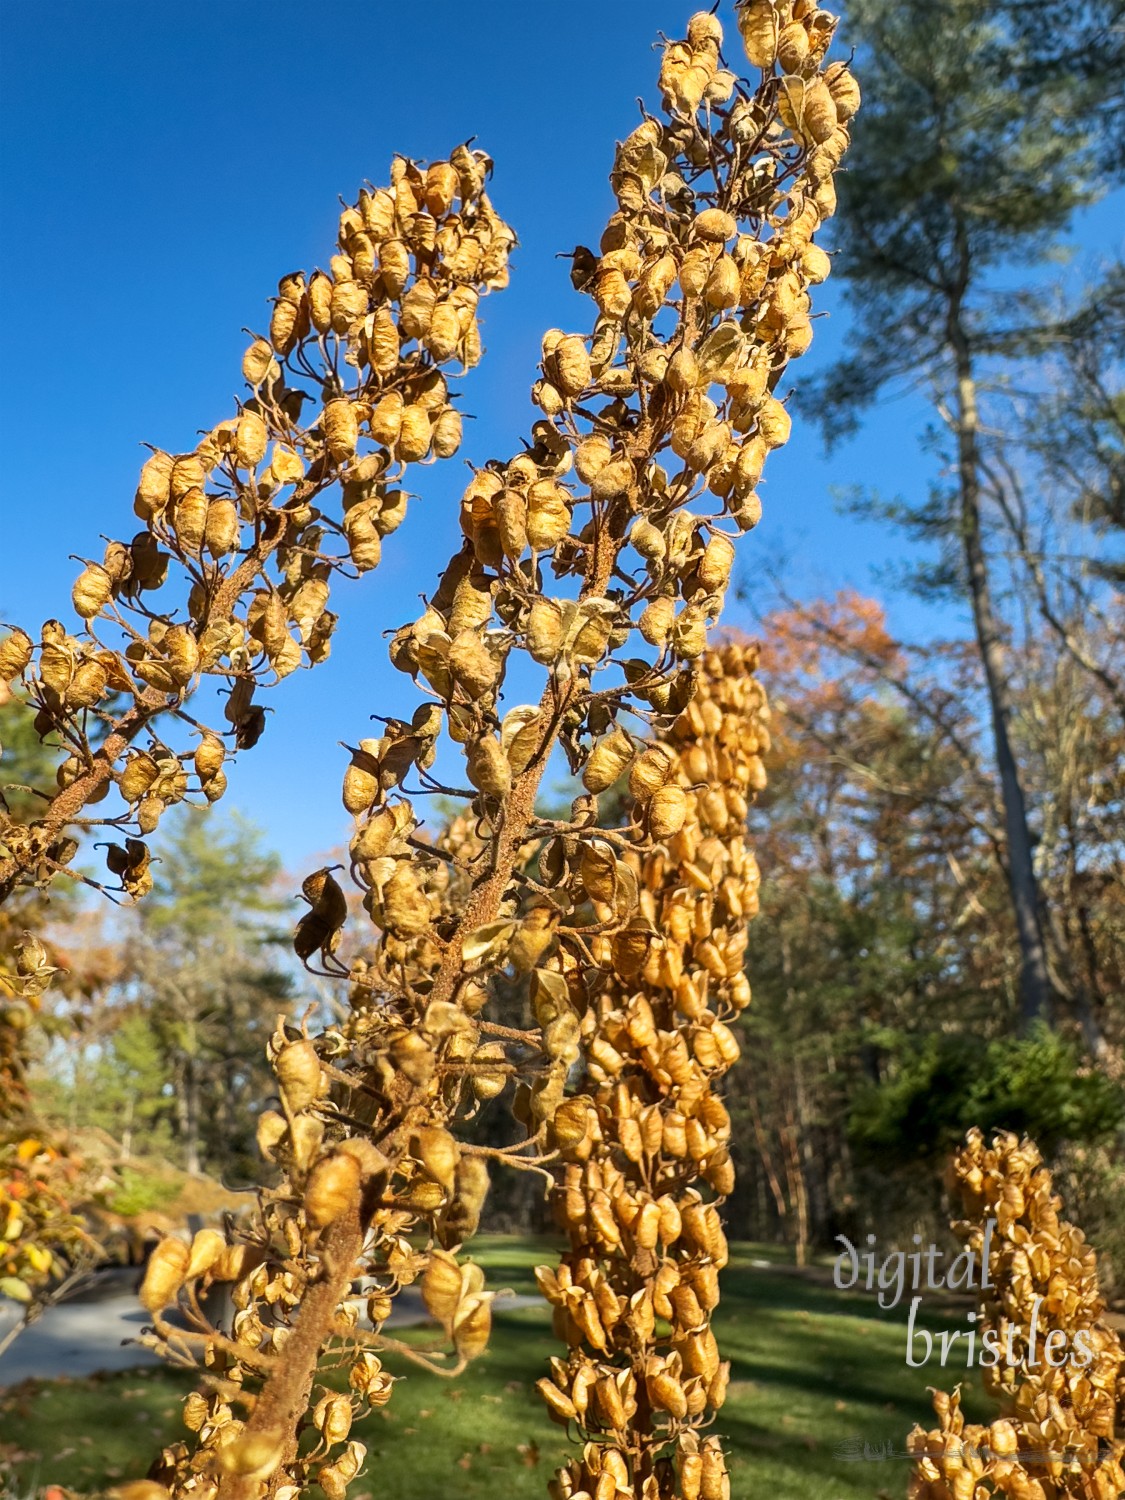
[307,270,333,333]
[698,533,736,591]
[432,406,463,459]
[135,449,175,518]
[575,433,614,483]
[453,1292,493,1362]
[185,1226,226,1281]
[527,480,572,550]
[72,564,113,620]
[673,605,708,659]
[776,19,809,72]
[275,1038,321,1113]
[234,410,268,470]
[553,335,592,398]
[679,246,714,299]
[649,784,689,839]
[323,399,359,464]
[704,256,740,310]
[304,1150,362,1228]
[799,242,832,284]
[526,598,564,663]
[693,207,736,244]
[139,1236,190,1311]
[242,337,275,386]
[638,595,675,648]
[314,1393,354,1446]
[331,279,367,333]
[756,396,792,449]
[467,733,511,798]
[0,627,32,681]
[583,725,635,794]
[779,74,838,145]
[824,61,861,121]
[398,403,432,462]
[204,497,240,557]
[415,1125,460,1191]
[217,1429,284,1480]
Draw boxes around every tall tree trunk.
[949,310,1055,1030]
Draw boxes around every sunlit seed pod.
[414,1125,460,1191]
[593,267,632,320]
[776,19,809,71]
[314,1393,353,1447]
[71,564,113,620]
[306,270,333,334]
[659,351,700,406]
[634,253,677,318]
[378,239,410,299]
[688,205,736,249]
[139,1237,190,1312]
[163,624,199,687]
[681,1451,704,1500]
[526,480,572,551]
[467,733,511,798]
[575,433,614,483]
[275,1038,321,1113]
[583,726,634,793]
[779,74,838,144]
[679,247,714,299]
[494,489,528,560]
[232,410,267,472]
[256,1109,287,1161]
[538,1378,579,1425]
[369,392,405,447]
[663,1111,689,1158]
[269,297,300,353]
[756,396,792,449]
[590,457,634,501]
[216,1429,284,1481]
[328,278,367,335]
[526,598,564,663]
[397,404,432,462]
[534,379,565,416]
[647,1363,689,1419]
[305,1150,362,1228]
[673,605,708,660]
[697,533,736,591]
[240,338,276,391]
[553,335,592,398]
[203,498,240,558]
[638,596,675,648]
[171,487,208,555]
[799,242,832,285]
[184,1226,226,1282]
[704,257,740,310]
[323,400,359,464]
[824,61,861,121]
[134,450,175,521]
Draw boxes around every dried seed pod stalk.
[0,151,512,906]
[536,644,768,1500]
[3,3,854,1494]
[908,1129,1125,1500]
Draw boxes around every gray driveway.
[0,1272,538,1386]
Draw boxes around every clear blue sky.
[0,1,1117,872]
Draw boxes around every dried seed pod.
[275,1038,321,1114]
[583,725,635,793]
[139,1237,190,1312]
[72,564,114,620]
[304,1150,362,1228]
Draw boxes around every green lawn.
[0,1237,988,1500]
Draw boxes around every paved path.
[0,1271,540,1387]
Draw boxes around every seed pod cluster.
[0,152,513,906]
[535,646,769,1500]
[909,1129,1125,1500]
[2,7,855,1496]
